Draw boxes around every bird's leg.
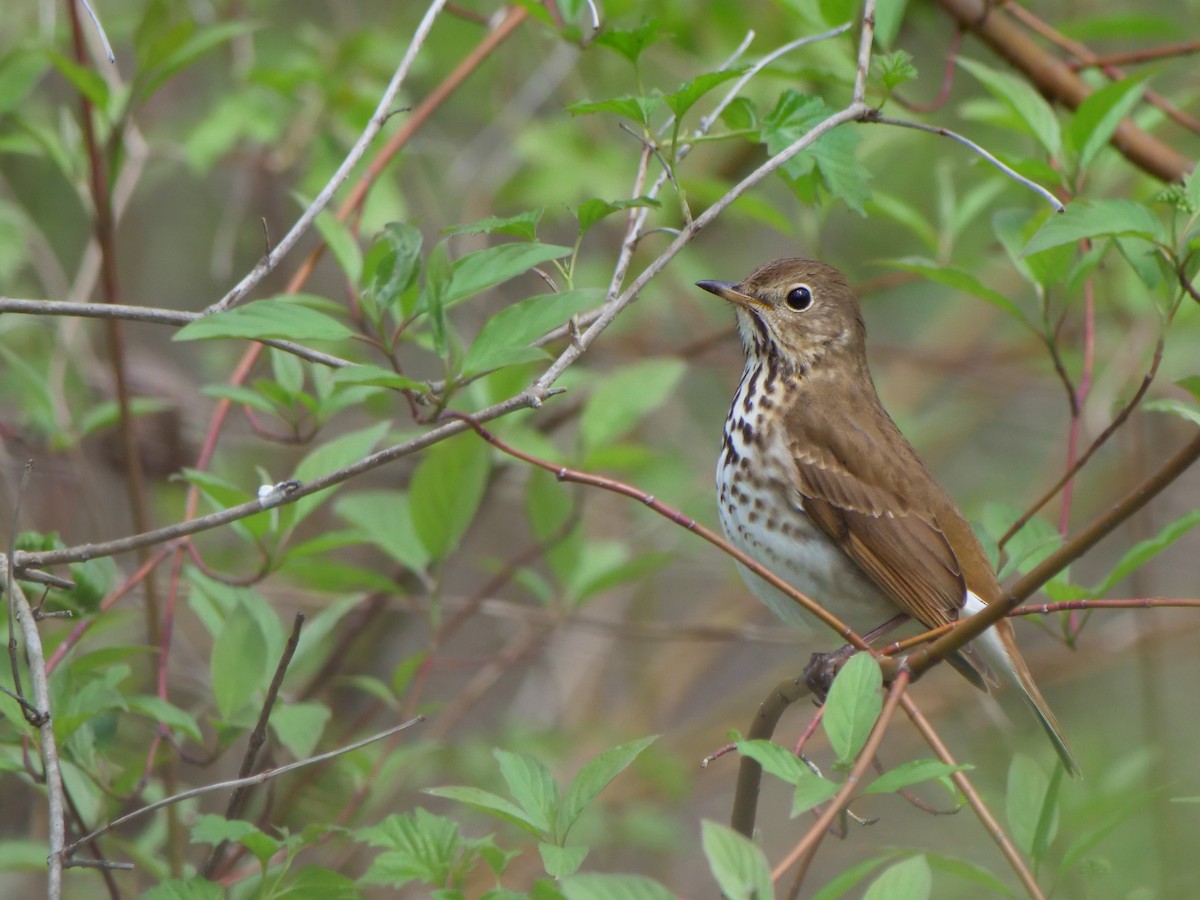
[804,614,911,700]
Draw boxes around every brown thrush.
[698,258,1077,775]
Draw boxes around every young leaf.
[566,95,661,127]
[863,759,971,795]
[463,289,601,376]
[211,602,269,718]
[884,258,1029,327]
[593,22,667,65]
[734,739,813,784]
[269,701,331,759]
[423,240,451,357]
[330,364,425,392]
[1144,398,1200,430]
[284,421,391,529]
[363,222,423,314]
[823,652,883,765]
[424,785,545,837]
[575,197,660,238]
[174,295,354,342]
[1091,506,1200,594]
[701,820,774,900]
[862,855,932,900]
[336,490,431,573]
[956,57,1060,156]
[1022,199,1165,256]
[925,853,1012,896]
[662,68,748,122]
[447,242,573,305]
[812,855,896,900]
[1067,72,1151,172]
[443,208,545,242]
[539,842,588,879]
[1005,754,1057,858]
[408,432,491,561]
[495,749,559,836]
[558,735,657,842]
[579,358,685,451]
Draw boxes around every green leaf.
[336,490,431,573]
[1091,506,1200,594]
[735,739,813,784]
[444,208,545,242]
[871,50,918,92]
[285,421,391,528]
[863,759,971,795]
[701,820,774,900]
[812,855,896,900]
[566,95,662,127]
[363,222,423,314]
[136,20,258,102]
[761,91,870,213]
[269,701,331,759]
[823,652,883,765]
[539,842,588,879]
[211,602,269,718]
[447,242,573,305]
[190,814,262,846]
[424,785,546,837]
[0,51,49,118]
[925,853,1012,896]
[873,0,912,50]
[1022,200,1165,256]
[175,295,354,342]
[662,68,748,121]
[561,873,674,900]
[956,57,1060,156]
[495,749,559,835]
[313,207,363,284]
[44,50,109,109]
[126,695,203,743]
[593,22,666,65]
[1144,398,1200,430]
[863,855,931,900]
[463,289,601,375]
[885,258,1028,326]
[330,364,425,392]
[1067,72,1151,172]
[1006,754,1057,858]
[424,241,451,357]
[994,208,1074,288]
[579,358,685,450]
[558,735,657,841]
[575,197,661,238]
[409,432,491,560]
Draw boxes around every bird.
[697,257,1077,775]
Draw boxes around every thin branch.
[209,0,452,312]
[999,334,1165,549]
[771,670,911,884]
[77,0,114,63]
[9,579,66,899]
[62,718,425,859]
[901,695,1044,899]
[1065,39,1200,70]
[7,460,33,711]
[445,413,866,645]
[869,115,1064,211]
[853,0,877,105]
[903,430,1200,681]
[200,613,306,877]
[0,297,354,369]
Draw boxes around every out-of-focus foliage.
[1,0,1199,897]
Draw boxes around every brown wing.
[786,386,1001,686]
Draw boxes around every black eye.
[785,284,813,311]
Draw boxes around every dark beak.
[696,280,767,310]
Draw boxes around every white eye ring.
[785,284,813,311]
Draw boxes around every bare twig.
[869,115,1064,211]
[209,0,452,312]
[0,297,354,369]
[853,0,877,104]
[771,670,911,885]
[8,579,66,898]
[901,695,1044,898]
[200,613,306,877]
[62,718,425,859]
